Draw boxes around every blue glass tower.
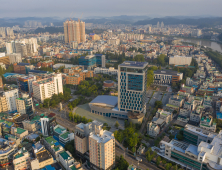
[118,61,148,113]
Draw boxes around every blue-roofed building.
[118,61,148,114]
[89,95,128,119]
[78,54,105,70]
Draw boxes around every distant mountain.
[133,17,222,28]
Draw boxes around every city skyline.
[0,0,222,18]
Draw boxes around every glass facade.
[171,151,201,170]
[78,54,103,67]
[183,131,198,145]
[18,80,29,93]
[119,64,148,113]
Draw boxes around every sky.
[0,0,222,18]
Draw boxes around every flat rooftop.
[185,124,217,138]
[37,149,52,163]
[89,95,118,107]
[154,70,181,75]
[119,61,148,68]
[89,130,114,144]
[60,131,70,139]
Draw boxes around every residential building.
[37,60,54,68]
[59,131,74,145]
[22,120,39,132]
[190,109,203,123]
[64,20,86,43]
[89,122,115,170]
[53,124,66,137]
[177,109,190,123]
[168,96,184,108]
[31,149,54,170]
[118,61,148,114]
[94,67,118,76]
[169,55,192,66]
[16,93,34,115]
[0,92,8,112]
[4,88,19,112]
[32,73,63,102]
[199,115,216,132]
[181,84,195,94]
[8,53,22,64]
[13,63,34,74]
[155,109,173,124]
[11,127,28,139]
[59,151,75,170]
[13,148,31,170]
[42,136,64,161]
[153,70,183,85]
[159,130,222,170]
[147,121,160,137]
[0,138,17,167]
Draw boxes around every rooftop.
[60,131,70,139]
[154,70,181,75]
[59,151,71,160]
[89,130,114,144]
[54,125,66,135]
[119,61,148,68]
[45,136,57,146]
[89,95,118,107]
[37,149,52,163]
[16,128,26,134]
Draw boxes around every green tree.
[115,155,129,170]
[154,101,163,109]
[115,121,120,129]
[156,156,161,166]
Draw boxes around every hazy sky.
[0,0,221,18]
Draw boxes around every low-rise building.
[181,84,195,94]
[59,131,74,145]
[53,124,66,138]
[94,67,118,76]
[153,70,183,85]
[155,109,173,124]
[31,149,54,170]
[59,151,75,170]
[177,109,190,123]
[22,120,39,132]
[199,115,216,132]
[11,127,28,139]
[42,136,64,161]
[147,121,160,137]
[168,96,184,108]
[13,148,31,170]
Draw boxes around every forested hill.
[134,17,222,28]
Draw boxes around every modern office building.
[40,113,56,136]
[169,55,192,66]
[153,70,183,85]
[32,73,63,102]
[16,93,34,115]
[64,19,86,43]
[183,124,217,146]
[17,75,36,96]
[4,88,19,112]
[118,61,148,114]
[78,54,106,70]
[159,130,222,170]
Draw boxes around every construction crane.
[78,13,83,22]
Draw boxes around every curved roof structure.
[89,95,118,107]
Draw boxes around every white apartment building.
[4,89,19,112]
[155,109,173,124]
[147,122,160,137]
[169,55,192,66]
[59,151,75,170]
[94,67,118,76]
[32,73,63,102]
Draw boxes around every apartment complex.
[118,61,148,114]
[64,65,94,85]
[153,70,183,85]
[32,73,63,102]
[75,121,115,170]
[169,55,192,66]
[3,88,19,112]
[64,19,86,43]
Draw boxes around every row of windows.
[91,110,128,118]
[120,105,142,111]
